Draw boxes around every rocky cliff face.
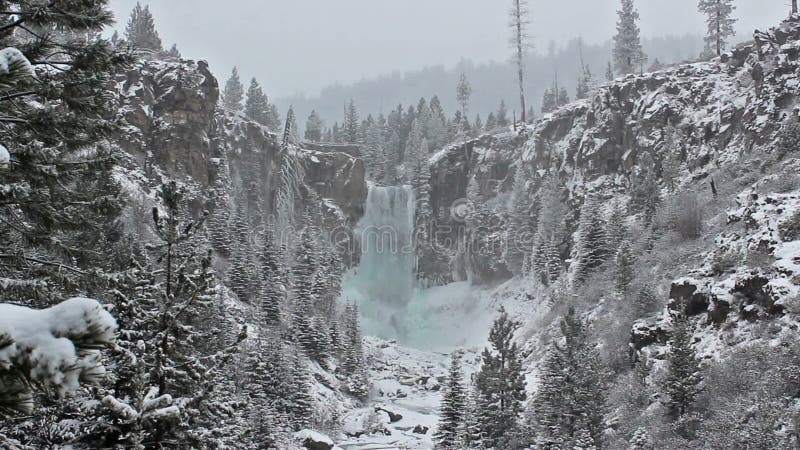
[111,59,367,259]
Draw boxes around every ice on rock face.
[0,297,117,398]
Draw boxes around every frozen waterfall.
[341,185,416,340]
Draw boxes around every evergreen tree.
[628,427,653,450]
[244,78,272,127]
[541,87,557,114]
[613,0,646,75]
[615,240,636,294]
[341,302,369,400]
[474,307,527,448]
[291,219,320,356]
[485,112,498,131]
[0,0,125,305]
[505,168,534,276]
[222,67,245,112]
[305,110,324,142]
[148,182,245,446]
[576,67,592,100]
[698,0,737,57]
[532,308,607,448]
[573,197,609,283]
[473,114,484,136]
[605,61,615,81]
[434,352,468,449]
[496,100,510,127]
[662,312,702,420]
[343,100,360,144]
[532,173,565,285]
[164,43,181,58]
[289,349,314,430]
[660,126,682,192]
[558,87,571,106]
[629,153,660,224]
[461,386,485,448]
[456,73,473,120]
[258,218,285,325]
[124,2,162,52]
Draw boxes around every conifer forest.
[2,1,800,449]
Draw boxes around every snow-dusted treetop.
[0,298,117,401]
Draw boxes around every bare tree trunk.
[794,0,798,15]
[512,0,527,123]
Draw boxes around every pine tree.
[541,87,557,114]
[341,302,369,400]
[124,2,162,52]
[0,1,125,306]
[222,67,245,112]
[628,427,652,449]
[573,197,609,283]
[435,352,468,449]
[629,153,660,224]
[149,182,245,446]
[698,0,737,57]
[485,112,497,131]
[576,67,592,100]
[660,126,682,192]
[558,87,570,106]
[289,349,314,430]
[292,220,319,356]
[615,240,636,294]
[258,218,285,325]
[496,100,510,127]
[457,73,472,121]
[613,0,646,75]
[305,110,324,142]
[461,387,485,449]
[244,78,272,127]
[474,307,527,448]
[662,311,702,420]
[164,43,181,58]
[505,168,534,276]
[532,173,565,285]
[606,61,615,81]
[343,100,360,144]
[532,307,607,448]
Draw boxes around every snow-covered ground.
[336,338,481,449]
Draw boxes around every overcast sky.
[108,0,790,97]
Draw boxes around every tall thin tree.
[510,0,530,124]
[698,0,737,57]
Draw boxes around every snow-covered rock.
[294,429,334,450]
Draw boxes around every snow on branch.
[0,47,34,88]
[0,297,117,415]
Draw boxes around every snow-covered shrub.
[663,193,704,240]
[780,209,800,241]
[777,115,800,158]
[0,298,116,416]
[710,249,741,276]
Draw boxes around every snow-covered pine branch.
[0,297,117,416]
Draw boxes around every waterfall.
[341,185,416,339]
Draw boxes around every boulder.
[668,280,711,316]
[374,406,403,423]
[412,425,429,435]
[294,429,334,450]
[631,319,668,351]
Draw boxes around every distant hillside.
[277,35,703,128]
